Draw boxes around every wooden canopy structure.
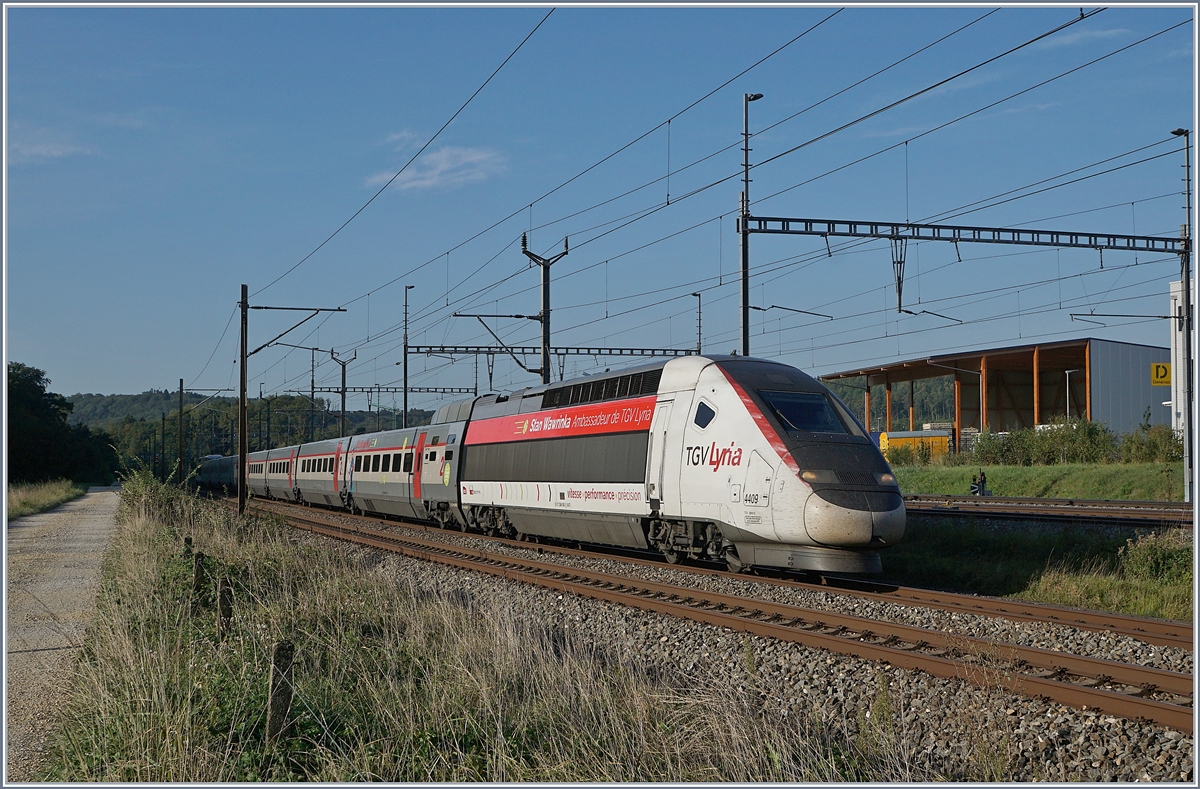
[821,339,1094,447]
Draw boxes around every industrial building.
[821,337,1171,451]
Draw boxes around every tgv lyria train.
[200,355,905,573]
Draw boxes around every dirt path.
[5,488,120,782]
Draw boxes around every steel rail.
[244,498,1193,650]
[272,506,1194,733]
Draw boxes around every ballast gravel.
[294,511,1194,782]
[347,515,1193,675]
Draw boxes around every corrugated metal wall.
[1089,339,1171,435]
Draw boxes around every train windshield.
[757,390,862,437]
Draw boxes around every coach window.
[354,456,362,472]
[432,436,440,446]
[403,452,414,473]
[694,401,717,429]
[381,454,391,473]
[393,453,403,470]
[445,450,453,461]
[372,454,381,473]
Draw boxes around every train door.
[396,432,421,519]
[645,399,673,513]
[741,450,775,534]
[411,431,429,512]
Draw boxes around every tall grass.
[1014,530,1193,621]
[48,470,967,781]
[7,479,89,519]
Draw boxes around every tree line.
[8,363,120,484]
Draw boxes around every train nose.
[803,488,905,547]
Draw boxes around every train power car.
[201,354,904,573]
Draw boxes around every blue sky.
[5,5,1196,414]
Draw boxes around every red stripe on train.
[464,395,657,446]
[717,368,800,476]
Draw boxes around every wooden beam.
[909,379,915,431]
[885,381,893,432]
[1033,345,1041,425]
[954,374,961,451]
[864,383,871,431]
[980,354,989,431]
[1085,341,1091,421]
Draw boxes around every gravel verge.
[5,488,120,783]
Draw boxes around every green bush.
[971,417,1116,466]
[1119,409,1184,463]
[1119,530,1192,585]
[960,414,1182,467]
[883,444,915,466]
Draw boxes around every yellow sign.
[1152,363,1172,387]
[878,432,889,451]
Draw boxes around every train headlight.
[800,469,837,484]
[875,472,897,486]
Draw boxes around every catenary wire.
[244,11,1183,400]
[251,9,554,299]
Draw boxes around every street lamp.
[740,92,764,357]
[690,292,702,354]
[403,285,414,428]
[1064,369,1079,419]
[1171,127,1192,502]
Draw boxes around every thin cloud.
[1032,28,1129,50]
[385,130,421,149]
[91,110,152,129]
[366,146,507,191]
[996,102,1060,116]
[862,124,929,139]
[7,123,89,164]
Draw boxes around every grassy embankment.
[47,470,940,782]
[7,479,90,519]
[880,517,1191,621]
[893,462,1185,500]
[884,462,1191,620]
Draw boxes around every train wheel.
[663,548,682,565]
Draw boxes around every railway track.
[904,494,1194,527]
[246,498,1193,651]
[247,500,1194,733]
